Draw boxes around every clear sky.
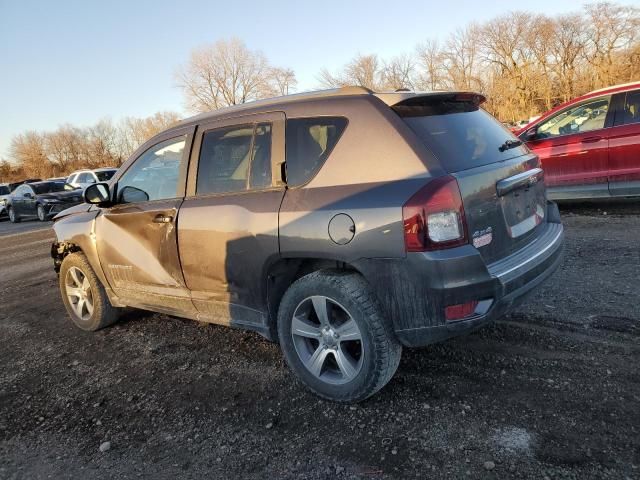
[0,0,633,159]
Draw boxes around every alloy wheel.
[65,266,94,321]
[37,205,46,221]
[291,295,363,384]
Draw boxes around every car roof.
[178,86,485,127]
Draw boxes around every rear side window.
[0,185,9,195]
[396,99,528,173]
[285,117,347,186]
[622,90,640,125]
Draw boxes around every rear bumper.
[355,203,564,347]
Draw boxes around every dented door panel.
[95,199,197,314]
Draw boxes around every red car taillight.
[402,175,468,252]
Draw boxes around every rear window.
[0,185,10,195]
[285,117,348,186]
[33,182,66,194]
[396,99,528,172]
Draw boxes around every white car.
[66,168,118,189]
[0,183,11,218]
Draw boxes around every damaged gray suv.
[51,87,563,402]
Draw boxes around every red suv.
[518,82,640,200]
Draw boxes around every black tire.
[8,207,20,223]
[37,204,47,222]
[59,252,120,331]
[277,270,402,403]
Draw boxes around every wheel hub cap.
[291,295,363,385]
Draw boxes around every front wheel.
[277,271,402,403]
[8,207,20,223]
[59,252,120,331]
[37,204,47,221]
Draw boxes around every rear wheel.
[37,204,47,221]
[59,252,120,331]
[8,207,20,223]
[278,271,402,403]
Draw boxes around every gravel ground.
[0,204,638,480]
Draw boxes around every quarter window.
[117,136,186,203]
[622,90,640,125]
[196,123,273,195]
[537,96,611,138]
[285,117,347,186]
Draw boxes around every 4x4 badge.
[472,226,493,248]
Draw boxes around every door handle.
[153,214,174,224]
[582,135,602,143]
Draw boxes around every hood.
[38,190,84,202]
[52,202,94,221]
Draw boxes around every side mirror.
[84,182,111,204]
[119,186,149,204]
[23,192,32,198]
[522,127,538,142]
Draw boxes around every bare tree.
[415,40,447,90]
[10,131,50,178]
[177,38,296,112]
[381,54,416,90]
[118,111,181,159]
[269,67,297,96]
[318,54,384,90]
[584,2,639,87]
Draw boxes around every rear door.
[94,126,197,315]
[178,112,286,329]
[396,96,547,263]
[608,89,640,196]
[525,95,613,199]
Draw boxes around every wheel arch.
[263,256,368,341]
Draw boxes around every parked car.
[66,168,118,189]
[0,183,11,219]
[46,176,68,182]
[7,181,84,222]
[518,82,640,200]
[51,87,563,402]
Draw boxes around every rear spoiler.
[374,91,486,108]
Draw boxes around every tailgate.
[454,154,547,263]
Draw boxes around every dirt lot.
[0,204,639,480]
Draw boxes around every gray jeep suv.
[51,87,563,402]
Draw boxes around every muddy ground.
[0,203,638,479]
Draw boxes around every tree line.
[3,1,638,183]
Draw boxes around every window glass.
[622,91,640,125]
[285,117,347,186]
[537,96,611,138]
[96,169,117,181]
[33,182,65,194]
[398,103,527,172]
[117,136,186,203]
[0,185,10,195]
[250,123,272,189]
[197,125,254,195]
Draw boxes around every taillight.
[402,175,467,252]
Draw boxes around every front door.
[608,90,640,196]
[527,95,613,199]
[178,112,286,330]
[95,128,197,316]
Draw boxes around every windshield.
[32,182,67,194]
[0,186,10,195]
[396,101,529,172]
[96,169,117,181]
